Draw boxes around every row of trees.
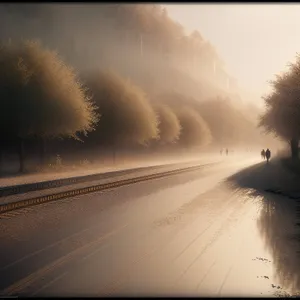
[0,40,213,173]
[260,54,300,159]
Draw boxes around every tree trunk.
[39,138,46,166]
[18,139,25,173]
[0,148,3,174]
[290,138,299,159]
[113,145,116,165]
[111,140,116,165]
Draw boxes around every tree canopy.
[154,103,181,144]
[260,67,300,141]
[260,54,300,157]
[84,70,159,147]
[0,40,99,141]
[174,106,212,147]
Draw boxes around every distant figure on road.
[220,149,223,155]
[265,148,271,163]
[226,148,229,156]
[261,149,266,160]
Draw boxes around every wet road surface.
[0,155,299,297]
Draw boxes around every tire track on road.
[99,189,245,295]
[171,193,248,290]
[0,224,128,296]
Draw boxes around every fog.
[166,4,300,100]
[1,7,300,299]
[0,4,248,100]
[0,4,284,175]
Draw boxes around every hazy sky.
[165,4,300,101]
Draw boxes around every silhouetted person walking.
[226,148,229,156]
[265,148,271,163]
[261,149,266,160]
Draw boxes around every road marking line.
[217,261,235,296]
[99,192,239,295]
[30,271,69,296]
[196,259,218,292]
[1,224,128,296]
[172,199,244,286]
[217,211,251,296]
[1,216,127,272]
[82,243,110,261]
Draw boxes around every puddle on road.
[233,189,300,297]
[154,185,299,297]
[112,179,300,298]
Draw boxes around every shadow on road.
[227,160,300,295]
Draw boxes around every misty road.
[0,156,299,297]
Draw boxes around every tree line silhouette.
[0,4,272,174]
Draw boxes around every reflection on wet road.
[0,156,299,297]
